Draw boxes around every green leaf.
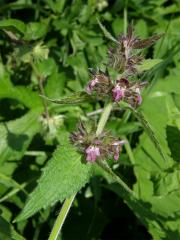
[0,19,26,35]
[166,125,180,162]
[172,93,180,111]
[0,215,25,240]
[0,66,43,109]
[0,110,41,164]
[136,59,163,72]
[130,108,167,161]
[34,58,56,78]
[45,72,65,98]
[15,144,92,221]
[24,22,48,40]
[40,91,93,105]
[97,19,118,43]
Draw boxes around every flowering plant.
[13,21,167,240]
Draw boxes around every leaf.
[112,18,123,36]
[97,19,119,44]
[171,93,180,111]
[166,126,180,162]
[24,22,48,40]
[45,72,65,98]
[0,215,25,240]
[130,108,167,161]
[0,19,26,35]
[0,67,43,109]
[40,91,93,105]
[0,110,41,164]
[136,59,163,72]
[34,58,56,78]
[15,144,92,221]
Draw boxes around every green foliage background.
[0,0,180,239]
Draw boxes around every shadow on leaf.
[4,123,28,151]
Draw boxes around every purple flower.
[85,145,100,162]
[86,77,99,94]
[112,140,126,161]
[112,85,125,102]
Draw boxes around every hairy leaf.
[15,144,92,221]
[40,91,93,105]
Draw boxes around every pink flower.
[112,85,125,102]
[112,140,126,161]
[86,77,99,94]
[85,145,100,162]
[135,87,142,105]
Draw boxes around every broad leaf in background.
[133,68,180,238]
[0,19,26,35]
[15,144,92,221]
[130,107,167,162]
[136,59,162,72]
[0,214,25,240]
[0,64,43,109]
[0,110,41,164]
[166,126,180,162]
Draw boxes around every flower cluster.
[86,70,147,107]
[70,122,126,163]
[109,25,163,74]
[86,25,162,107]
[112,78,147,107]
[86,68,113,96]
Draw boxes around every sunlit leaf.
[15,144,92,221]
[136,59,163,72]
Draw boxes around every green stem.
[96,102,113,136]
[122,136,135,165]
[48,194,76,240]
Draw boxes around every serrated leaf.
[130,108,167,161]
[40,91,93,105]
[136,59,163,72]
[0,110,41,164]
[15,144,92,221]
[0,19,26,35]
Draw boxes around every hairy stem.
[48,194,76,240]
